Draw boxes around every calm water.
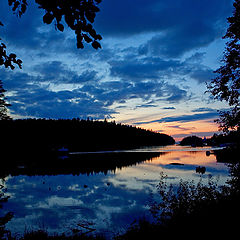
[1,145,230,238]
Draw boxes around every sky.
[0,0,234,140]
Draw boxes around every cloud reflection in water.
[3,148,229,237]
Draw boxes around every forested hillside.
[1,118,175,155]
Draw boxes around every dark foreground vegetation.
[1,118,174,156]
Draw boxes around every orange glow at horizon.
[134,119,219,141]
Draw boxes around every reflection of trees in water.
[0,179,13,239]
[0,152,165,177]
[214,148,240,163]
[188,151,198,155]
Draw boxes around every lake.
[1,145,230,238]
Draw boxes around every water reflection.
[0,152,162,177]
[1,146,230,238]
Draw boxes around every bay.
[1,145,230,238]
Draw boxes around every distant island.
[1,118,175,156]
[180,136,204,147]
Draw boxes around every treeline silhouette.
[210,130,240,146]
[1,118,174,154]
[180,135,204,146]
[0,118,173,175]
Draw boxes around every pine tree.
[208,0,240,132]
[0,80,11,120]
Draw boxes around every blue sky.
[0,0,234,139]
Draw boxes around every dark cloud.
[108,51,215,87]
[192,107,217,113]
[1,68,115,118]
[164,84,188,103]
[188,66,215,83]
[140,24,218,58]
[168,125,195,131]
[134,111,219,125]
[8,86,115,119]
[135,104,158,109]
[33,61,99,83]
[2,60,190,117]
[156,112,219,123]
[109,56,183,81]
[162,107,176,110]
[0,1,43,48]
[97,0,232,36]
[97,0,232,57]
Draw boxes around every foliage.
[39,0,102,49]
[0,118,175,154]
[149,173,224,224]
[0,22,22,70]
[208,0,240,131]
[215,108,240,132]
[0,0,103,70]
[209,130,240,145]
[0,80,11,120]
[179,135,203,146]
[118,166,240,239]
[7,0,102,49]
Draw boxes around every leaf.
[92,41,101,49]
[8,0,14,7]
[89,28,97,38]
[83,34,92,43]
[9,53,17,59]
[85,11,95,23]
[65,14,74,27]
[95,34,102,40]
[21,4,27,15]
[12,1,20,12]
[43,12,54,24]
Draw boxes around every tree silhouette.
[0,21,22,70]
[180,135,203,146]
[0,0,102,70]
[208,0,240,132]
[0,80,11,120]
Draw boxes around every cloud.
[97,0,232,38]
[33,61,99,83]
[109,56,181,81]
[0,0,233,120]
[96,0,233,58]
[192,107,217,113]
[108,50,216,88]
[135,104,158,109]
[164,84,188,103]
[157,112,219,123]
[134,111,219,125]
[1,68,115,118]
[167,125,196,131]
[162,107,176,110]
